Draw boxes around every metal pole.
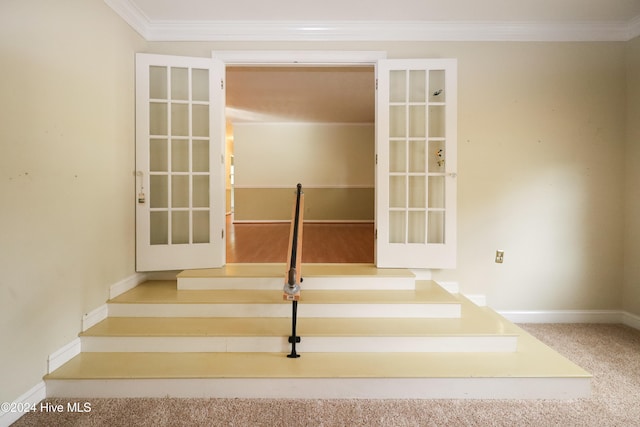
[287,300,300,358]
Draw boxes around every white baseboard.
[621,311,640,330]
[82,304,109,331]
[464,293,640,329]
[498,309,624,324]
[464,294,487,307]
[110,272,148,299]
[499,309,640,331]
[48,338,81,374]
[51,274,149,383]
[0,381,46,427]
[435,280,458,294]
[412,269,433,281]
[82,273,149,331]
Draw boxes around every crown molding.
[145,20,631,42]
[105,0,640,42]
[105,0,152,39]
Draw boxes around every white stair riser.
[45,377,591,399]
[177,276,416,291]
[81,335,517,353]
[107,303,461,318]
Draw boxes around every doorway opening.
[224,65,376,263]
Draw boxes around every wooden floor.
[226,216,374,264]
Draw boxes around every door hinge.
[375,154,378,165]
[375,79,378,90]
[221,154,225,164]
[375,229,378,240]
[222,229,225,239]
[221,79,224,90]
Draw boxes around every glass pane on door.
[147,64,212,247]
[149,66,167,99]
[386,65,450,247]
[428,70,446,102]
[192,69,209,102]
[171,67,189,100]
[193,210,210,243]
[150,211,168,245]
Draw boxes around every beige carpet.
[13,324,640,426]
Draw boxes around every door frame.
[215,50,386,265]
[212,51,387,66]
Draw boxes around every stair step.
[177,263,416,290]
[44,264,592,400]
[81,306,517,352]
[45,327,591,399]
[108,280,460,318]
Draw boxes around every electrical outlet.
[495,250,504,263]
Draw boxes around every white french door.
[135,53,226,271]
[134,52,456,271]
[376,59,457,268]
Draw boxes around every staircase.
[45,264,591,399]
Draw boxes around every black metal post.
[287,300,301,358]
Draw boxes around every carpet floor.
[13,323,640,427]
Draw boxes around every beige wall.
[233,123,374,221]
[0,0,144,403]
[431,42,627,311]
[624,36,640,316]
[234,123,374,187]
[234,187,375,221]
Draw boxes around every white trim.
[498,309,623,324]
[46,376,590,399]
[622,311,640,330]
[84,273,150,331]
[213,50,386,64]
[110,272,148,299]
[410,270,432,281]
[47,338,81,374]
[435,280,459,294]
[104,0,640,42]
[104,0,151,39]
[464,294,487,307]
[498,309,640,330]
[106,11,639,42]
[0,381,46,427]
[82,305,109,332]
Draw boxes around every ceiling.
[226,66,375,125]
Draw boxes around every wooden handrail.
[283,183,304,301]
[283,183,304,358]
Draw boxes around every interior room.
[225,65,376,263]
[2,0,640,424]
